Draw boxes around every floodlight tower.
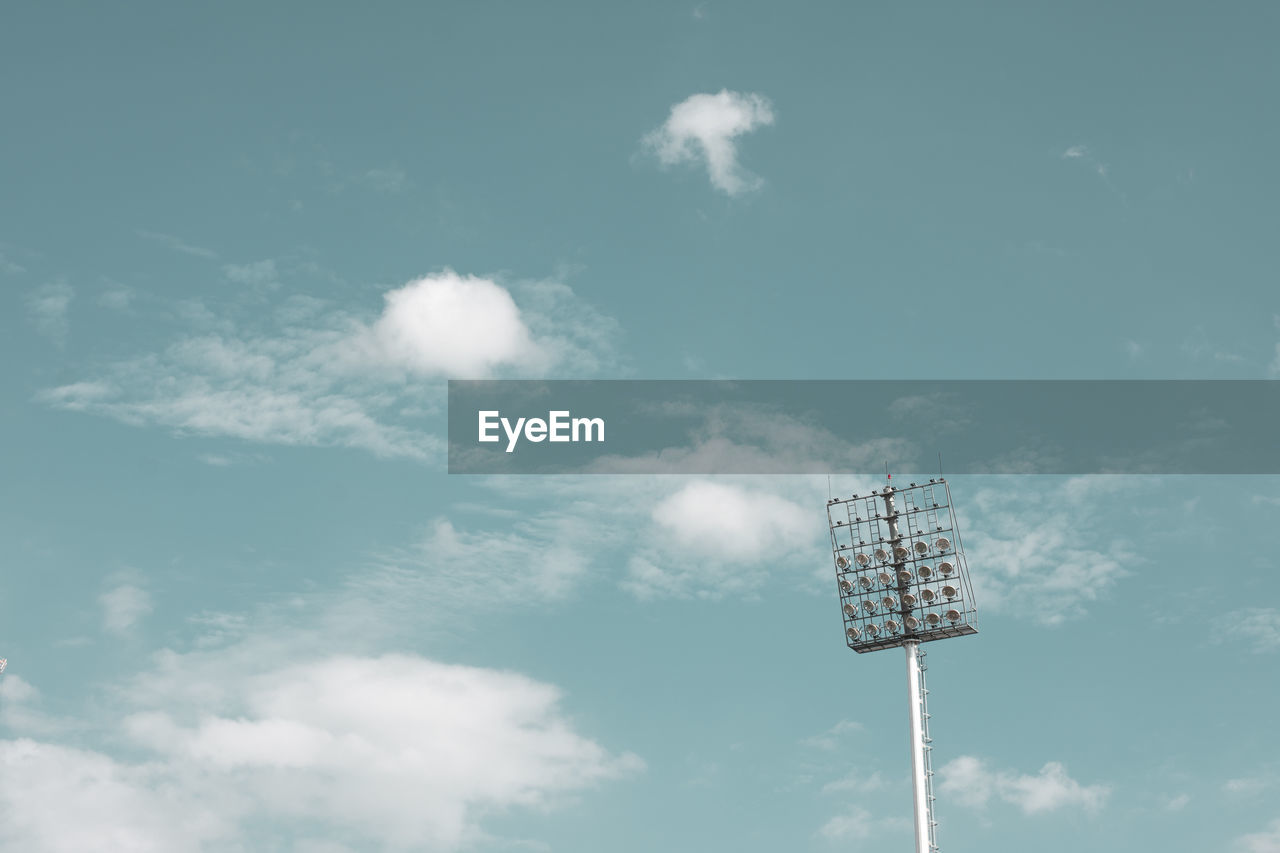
[827,477,978,853]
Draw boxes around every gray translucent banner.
[447,380,1279,474]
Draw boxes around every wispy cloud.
[1060,144,1121,196]
[354,165,408,194]
[937,755,1110,815]
[222,259,279,287]
[135,229,218,259]
[1216,608,1280,653]
[818,807,907,841]
[643,90,775,195]
[38,271,617,461]
[802,718,864,752]
[100,579,153,635]
[25,279,73,345]
[98,282,134,310]
[1237,819,1280,853]
[0,250,26,275]
[962,477,1141,625]
[1182,326,1246,366]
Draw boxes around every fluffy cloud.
[626,479,823,599]
[0,739,230,853]
[0,653,639,851]
[367,271,542,377]
[39,271,615,460]
[651,481,810,562]
[938,755,1109,815]
[643,90,775,195]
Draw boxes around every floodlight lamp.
[945,608,962,623]
[867,623,881,636]
[935,537,952,552]
[893,546,910,560]
[864,600,878,614]
[874,548,890,563]
[846,627,860,641]
[904,615,920,630]
[902,593,918,608]
[882,595,898,610]
[897,570,913,583]
[887,619,901,633]
[877,571,895,586]
[921,588,937,603]
[938,561,954,576]
[839,579,854,595]
[914,541,931,555]
[854,553,871,567]
[925,613,941,626]
[858,577,874,590]
[941,585,958,599]
[836,555,851,570]
[918,565,934,580]
[843,603,858,618]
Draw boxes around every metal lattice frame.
[827,479,978,653]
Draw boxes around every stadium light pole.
[827,476,978,853]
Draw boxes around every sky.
[2,2,1279,851]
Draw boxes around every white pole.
[905,640,930,852]
[881,484,932,852]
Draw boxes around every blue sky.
[2,2,1279,851]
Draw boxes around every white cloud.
[0,676,66,736]
[0,650,639,852]
[26,279,73,344]
[1225,775,1273,795]
[625,479,824,599]
[962,478,1140,625]
[1165,793,1191,811]
[938,756,1109,815]
[818,806,905,841]
[0,739,232,853]
[1061,145,1088,159]
[100,582,153,635]
[643,90,775,195]
[1219,608,1280,653]
[0,642,640,853]
[801,718,864,752]
[367,271,543,377]
[651,481,810,562]
[1238,820,1280,853]
[38,271,615,460]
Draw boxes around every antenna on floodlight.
[826,473,978,853]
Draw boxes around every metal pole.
[882,484,932,853]
[905,640,931,853]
